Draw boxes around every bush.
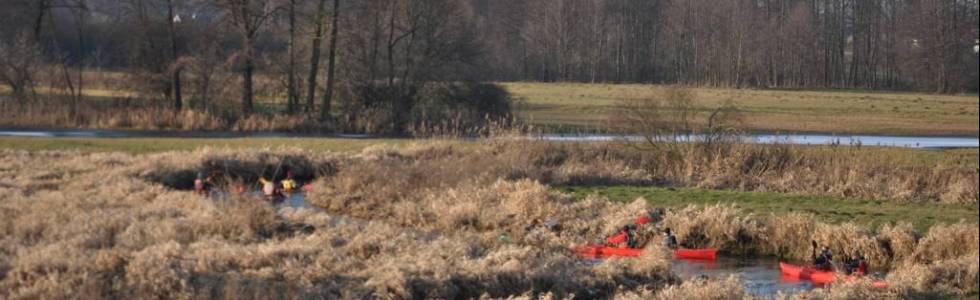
[342,82,513,135]
[409,82,513,137]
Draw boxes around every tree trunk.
[167,0,183,111]
[306,0,328,114]
[321,0,340,121]
[387,2,397,88]
[243,36,255,115]
[33,0,50,43]
[287,0,298,114]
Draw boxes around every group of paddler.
[575,208,885,288]
[576,208,718,260]
[192,165,310,202]
[811,243,869,276]
[781,243,884,288]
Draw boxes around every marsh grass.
[1,140,978,299]
[559,185,978,232]
[0,149,673,299]
[316,140,977,205]
[0,136,411,154]
[0,97,332,132]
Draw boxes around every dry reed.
[1,140,977,299]
[0,149,670,299]
[0,99,332,133]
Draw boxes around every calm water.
[671,257,817,298]
[1,129,977,149]
[211,190,315,212]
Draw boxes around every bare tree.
[607,86,697,146]
[167,0,184,111]
[285,0,298,114]
[305,0,328,114]
[186,26,224,113]
[216,0,281,115]
[64,0,89,108]
[609,86,744,153]
[320,0,339,120]
[0,34,42,102]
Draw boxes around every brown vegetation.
[0,148,675,299]
[315,140,977,205]
[0,80,513,134]
[307,141,978,298]
[1,141,977,299]
[0,97,328,132]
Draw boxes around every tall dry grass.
[657,205,979,269]
[1,140,977,299]
[0,149,675,299]
[639,141,977,204]
[305,141,977,298]
[0,98,333,132]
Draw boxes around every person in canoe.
[281,170,299,194]
[845,253,868,275]
[662,228,678,250]
[607,225,638,248]
[812,245,834,271]
[259,177,281,201]
[619,225,638,248]
[193,172,210,196]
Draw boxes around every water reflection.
[671,257,817,298]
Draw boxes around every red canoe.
[606,232,628,244]
[635,216,656,225]
[576,246,643,258]
[674,248,719,260]
[779,262,838,284]
[779,262,889,288]
[576,246,718,260]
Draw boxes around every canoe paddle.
[810,240,818,265]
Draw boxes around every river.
[1,129,977,149]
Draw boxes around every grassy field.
[503,82,980,136]
[560,185,979,233]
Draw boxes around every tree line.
[476,0,978,93]
[1,0,505,133]
[1,0,977,132]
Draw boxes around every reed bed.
[0,99,332,132]
[1,140,977,299]
[306,141,977,298]
[0,149,673,299]
[312,140,976,209]
[658,205,978,270]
